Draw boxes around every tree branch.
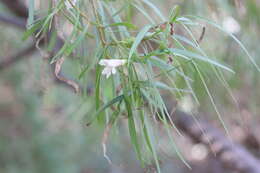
[0,44,36,71]
[0,14,26,29]
[171,110,260,173]
[0,0,81,93]
[0,0,28,18]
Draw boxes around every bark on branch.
[171,110,260,173]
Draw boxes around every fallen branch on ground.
[170,110,260,173]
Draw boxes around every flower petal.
[99,59,126,67]
[106,71,111,78]
[99,59,126,78]
[108,59,127,67]
[102,67,111,75]
[111,67,117,74]
[99,59,108,66]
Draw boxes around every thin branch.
[0,14,26,29]
[0,44,36,71]
[90,0,106,46]
[54,57,80,93]
[0,0,81,92]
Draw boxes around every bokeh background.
[0,0,260,173]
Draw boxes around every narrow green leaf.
[137,81,191,93]
[124,96,143,164]
[95,64,102,108]
[142,0,166,21]
[169,48,234,73]
[22,19,45,40]
[169,5,180,23]
[111,4,128,17]
[128,25,152,63]
[62,12,95,38]
[173,34,197,48]
[95,95,124,117]
[133,3,155,24]
[28,0,35,27]
[187,15,260,72]
[78,65,90,79]
[105,22,137,30]
[64,26,89,55]
[193,64,231,138]
[140,111,161,173]
[148,57,193,81]
[139,111,153,153]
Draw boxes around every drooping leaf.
[128,25,152,63]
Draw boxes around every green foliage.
[1,0,260,172]
[22,0,259,170]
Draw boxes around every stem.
[90,0,107,46]
[67,0,94,25]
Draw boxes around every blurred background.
[0,0,260,173]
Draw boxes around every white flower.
[65,0,77,10]
[222,16,241,34]
[99,59,127,78]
